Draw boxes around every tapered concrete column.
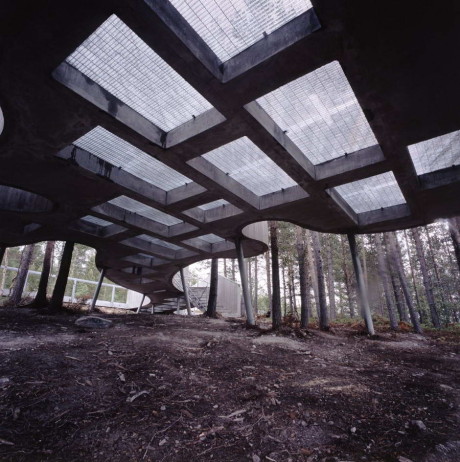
[347,233,375,335]
[235,238,255,326]
[180,268,192,315]
[89,267,106,313]
[136,294,146,314]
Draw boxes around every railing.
[0,265,128,308]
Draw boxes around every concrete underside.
[1,0,460,304]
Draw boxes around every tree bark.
[8,244,35,307]
[223,258,227,279]
[387,233,423,334]
[31,241,55,308]
[265,249,272,316]
[206,258,219,318]
[281,263,287,317]
[253,256,258,315]
[447,217,460,274]
[375,234,398,330]
[0,246,5,268]
[0,247,8,295]
[311,231,329,331]
[326,235,337,320]
[269,221,282,329]
[231,259,236,281]
[49,241,74,311]
[403,230,424,322]
[295,226,310,328]
[412,228,441,328]
[340,235,355,318]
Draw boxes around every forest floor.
[0,308,459,462]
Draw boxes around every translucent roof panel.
[138,234,183,251]
[198,199,229,210]
[256,61,378,165]
[202,137,297,196]
[108,196,182,226]
[333,172,406,214]
[169,0,312,61]
[408,130,460,175]
[81,215,112,227]
[74,127,191,191]
[200,234,224,244]
[65,15,213,131]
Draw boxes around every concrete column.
[89,268,106,313]
[236,239,255,326]
[347,233,375,335]
[180,268,192,315]
[136,294,146,314]
[176,297,181,313]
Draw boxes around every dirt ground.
[0,309,459,462]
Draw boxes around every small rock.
[398,457,414,462]
[159,438,167,447]
[0,378,10,387]
[160,405,166,411]
[410,420,427,432]
[75,316,112,329]
[252,454,261,462]
[350,427,357,434]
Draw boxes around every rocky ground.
[0,308,459,462]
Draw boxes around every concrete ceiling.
[1,0,460,302]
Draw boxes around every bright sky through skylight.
[169,0,312,61]
[66,15,213,131]
[257,61,377,165]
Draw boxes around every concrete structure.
[1,1,460,309]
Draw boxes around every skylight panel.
[169,0,312,61]
[109,196,182,226]
[408,130,460,175]
[74,127,191,191]
[138,234,183,251]
[65,15,213,131]
[256,61,377,165]
[81,215,112,227]
[198,199,229,210]
[202,137,297,196]
[200,234,224,244]
[333,172,406,214]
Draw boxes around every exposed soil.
[0,308,459,462]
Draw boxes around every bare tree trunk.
[404,230,423,322]
[265,249,272,315]
[269,221,282,329]
[387,233,423,334]
[253,256,258,316]
[8,244,35,307]
[326,235,336,320]
[287,266,294,316]
[340,236,355,318]
[412,228,441,328]
[231,259,236,281]
[49,241,74,311]
[291,268,298,316]
[281,263,287,317]
[31,241,55,308]
[375,234,398,330]
[223,258,227,279]
[447,217,460,274]
[0,246,5,268]
[296,227,310,328]
[311,231,329,330]
[307,230,319,317]
[206,258,218,318]
[0,247,8,295]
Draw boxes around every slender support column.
[136,294,146,314]
[0,246,6,267]
[176,297,181,314]
[111,286,116,306]
[89,268,106,313]
[347,233,375,335]
[236,238,255,326]
[71,280,77,303]
[180,268,192,315]
[49,241,74,311]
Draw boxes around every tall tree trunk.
[31,241,55,308]
[281,263,287,317]
[291,268,298,316]
[375,234,398,330]
[8,244,35,307]
[340,236,355,318]
[447,217,460,274]
[307,230,320,317]
[295,227,310,328]
[49,241,74,311]
[311,231,329,330]
[269,221,282,329]
[0,246,5,268]
[0,247,8,295]
[223,258,227,279]
[265,249,272,315]
[206,258,219,318]
[412,228,441,328]
[387,233,423,334]
[253,256,258,315]
[404,229,423,322]
[287,266,294,315]
[247,257,253,305]
[231,259,236,281]
[326,235,336,320]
